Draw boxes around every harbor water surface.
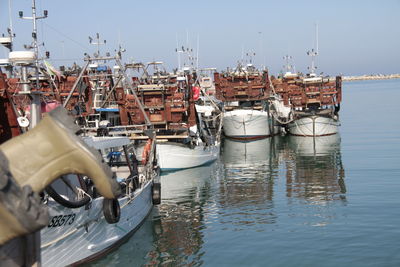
[88,79,400,266]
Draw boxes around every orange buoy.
[141,139,152,165]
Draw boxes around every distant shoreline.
[343,74,400,81]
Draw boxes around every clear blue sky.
[1,0,399,76]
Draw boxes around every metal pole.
[63,61,90,108]
[8,0,13,35]
[21,66,30,93]
[29,0,41,128]
[100,75,123,108]
[27,1,42,262]
[115,58,152,127]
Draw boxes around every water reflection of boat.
[288,134,341,156]
[161,164,214,201]
[285,134,346,202]
[222,138,277,168]
[86,215,155,267]
[138,165,214,265]
[89,165,216,266]
[218,138,278,226]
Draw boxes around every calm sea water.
[89,79,400,267]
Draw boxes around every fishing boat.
[118,61,221,171]
[41,56,160,266]
[214,62,279,140]
[271,65,342,137]
[1,57,161,265]
[0,2,161,264]
[41,134,159,266]
[270,27,342,137]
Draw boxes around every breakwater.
[343,74,400,81]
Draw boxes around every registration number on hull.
[47,214,76,228]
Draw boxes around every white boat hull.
[223,109,279,140]
[157,142,220,171]
[288,116,339,136]
[41,181,153,266]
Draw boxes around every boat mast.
[8,0,14,52]
[89,33,106,57]
[283,55,293,73]
[0,0,15,76]
[244,51,256,73]
[8,0,13,35]
[175,33,181,71]
[307,22,319,75]
[19,0,48,128]
[196,34,199,72]
[175,34,197,73]
[316,22,319,55]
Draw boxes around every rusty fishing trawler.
[269,24,342,137]
[118,60,221,171]
[214,58,280,140]
[0,2,161,265]
[271,52,342,137]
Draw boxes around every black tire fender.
[152,182,161,205]
[103,198,121,224]
[45,185,91,209]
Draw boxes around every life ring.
[141,139,152,165]
[152,182,161,205]
[103,198,120,224]
[192,86,200,101]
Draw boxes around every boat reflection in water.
[160,164,214,202]
[219,135,346,230]
[218,138,281,228]
[87,165,214,266]
[148,165,215,265]
[87,136,347,266]
[285,134,346,203]
[222,137,279,169]
[87,216,155,267]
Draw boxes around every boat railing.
[271,75,342,108]
[81,124,147,135]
